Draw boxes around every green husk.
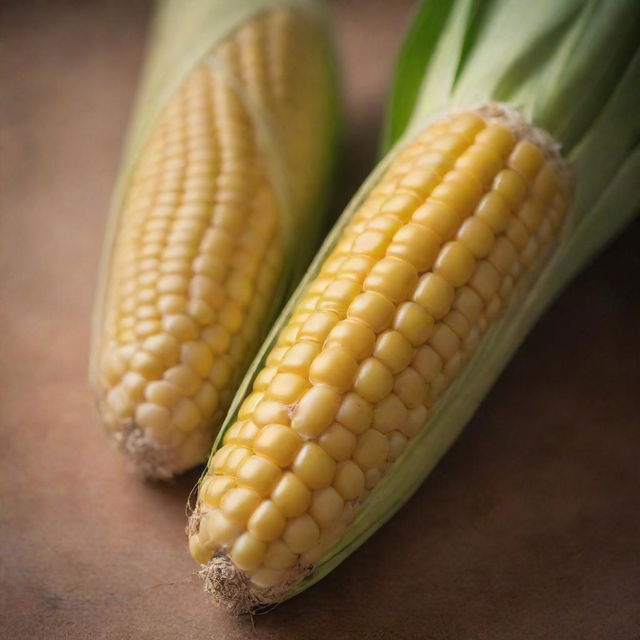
[199,0,640,605]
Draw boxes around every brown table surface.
[2,1,639,638]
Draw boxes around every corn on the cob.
[187,105,572,610]
[90,3,337,477]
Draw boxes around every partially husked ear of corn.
[89,0,338,478]
[188,0,640,614]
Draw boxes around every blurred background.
[1,1,639,638]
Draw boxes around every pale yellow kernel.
[319,279,361,314]
[130,350,164,380]
[264,540,297,570]
[532,164,559,203]
[157,274,189,295]
[475,123,515,157]
[489,236,517,275]
[324,320,375,361]
[469,261,501,302]
[164,364,201,395]
[142,333,180,367]
[374,330,413,374]
[354,429,389,469]
[279,323,302,347]
[347,291,395,333]
[162,314,199,341]
[194,381,218,415]
[291,385,341,438]
[188,533,212,565]
[230,532,267,571]
[220,487,261,524]
[199,509,242,547]
[121,371,146,402]
[505,218,529,250]
[318,422,357,461]
[453,286,484,324]
[508,139,544,183]
[333,461,364,502]
[429,323,460,361]
[223,446,252,476]
[309,487,344,529]
[202,476,235,508]
[456,216,495,258]
[493,169,528,210]
[393,301,434,346]
[397,168,440,197]
[413,273,455,319]
[413,200,460,240]
[253,400,290,428]
[267,372,310,404]
[309,348,358,394]
[134,402,170,435]
[253,424,302,467]
[298,311,339,343]
[352,230,389,259]
[354,357,394,403]
[365,468,383,490]
[293,442,336,490]
[223,421,244,445]
[280,342,319,376]
[253,367,277,392]
[283,514,320,554]
[401,404,428,437]
[340,255,375,283]
[202,325,231,356]
[379,193,421,222]
[211,444,234,474]
[388,222,440,271]
[373,393,407,434]
[336,392,373,435]
[394,367,427,409]
[271,472,311,518]
[236,455,281,495]
[249,567,286,589]
[209,356,232,390]
[364,256,417,303]
[247,500,286,542]
[430,179,478,218]
[434,241,476,287]
[388,431,408,461]
[431,133,468,155]
[238,392,263,420]
[474,191,511,234]
[412,345,443,382]
[180,341,213,378]
[171,395,201,432]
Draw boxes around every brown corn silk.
[188,106,572,612]
[91,7,335,477]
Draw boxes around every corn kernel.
[413,200,460,240]
[293,442,336,490]
[325,320,376,361]
[253,400,290,427]
[387,223,440,271]
[412,345,443,382]
[373,393,407,434]
[393,301,434,346]
[220,487,261,524]
[298,311,339,343]
[230,532,267,571]
[354,358,394,403]
[247,500,286,542]
[413,273,455,319]
[283,515,319,554]
[202,476,235,508]
[271,472,311,518]
[434,241,476,287]
[280,342,320,376]
[292,385,341,438]
[318,422,357,461]
[489,236,517,275]
[401,404,428,438]
[475,123,515,157]
[333,460,365,500]
[364,257,418,303]
[388,431,408,461]
[200,509,242,547]
[347,291,395,333]
[309,487,344,529]
[474,191,511,233]
[394,367,427,409]
[309,348,358,393]
[253,424,302,467]
[336,392,373,435]
[469,261,501,302]
[236,455,281,495]
[354,429,389,470]
[264,540,297,570]
[508,139,544,183]
[374,330,414,374]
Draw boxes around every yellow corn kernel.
[335,392,373,435]
[387,222,440,271]
[291,385,341,438]
[393,301,434,346]
[456,217,495,258]
[253,424,302,467]
[413,200,460,240]
[413,273,455,319]
[373,330,414,374]
[298,311,339,343]
[309,487,344,529]
[201,475,235,508]
[364,257,418,303]
[247,500,286,542]
[309,348,358,393]
[324,320,376,361]
[354,358,394,403]
[230,533,267,571]
[253,400,290,428]
[199,509,242,548]
[318,423,357,461]
[236,455,281,495]
[220,487,262,524]
[373,393,408,434]
[508,139,544,183]
[333,460,365,500]
[434,241,476,287]
[347,291,395,333]
[283,515,320,554]
[271,472,311,518]
[279,342,320,376]
[264,540,298,570]
[267,372,310,404]
[293,443,337,490]
[353,429,389,470]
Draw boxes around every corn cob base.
[187,103,572,613]
[90,7,333,478]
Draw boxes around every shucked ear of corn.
[89,0,339,478]
[187,0,640,613]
